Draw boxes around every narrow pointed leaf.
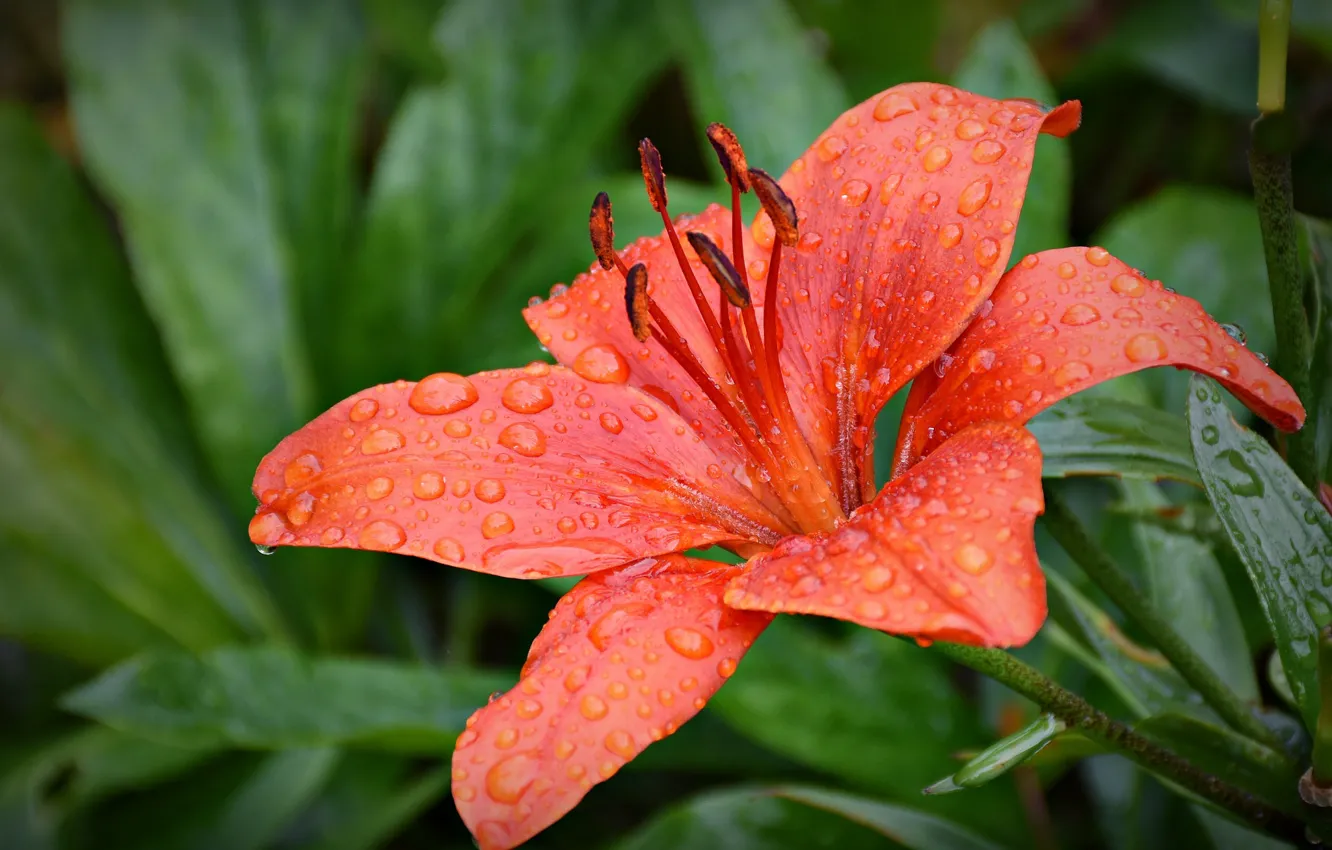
[1046,571,1192,717]
[61,647,511,751]
[953,19,1070,261]
[1135,711,1301,816]
[1188,375,1332,729]
[1027,398,1201,485]
[924,713,1065,794]
[708,619,1026,839]
[664,0,849,171]
[0,106,285,661]
[63,0,366,510]
[612,785,1003,850]
[1120,480,1257,700]
[339,0,670,389]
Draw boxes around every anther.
[638,139,668,213]
[706,123,750,192]
[686,231,750,309]
[589,191,617,271]
[624,262,651,342]
[748,168,799,247]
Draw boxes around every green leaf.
[1187,375,1332,730]
[338,0,670,390]
[1095,186,1273,363]
[612,785,1003,850]
[0,106,286,662]
[1135,711,1301,816]
[953,19,1069,262]
[80,750,338,850]
[61,646,512,752]
[708,619,1026,839]
[1028,398,1201,485]
[1303,214,1332,482]
[788,0,939,100]
[1085,0,1256,115]
[0,726,217,848]
[1119,481,1257,701]
[776,787,1007,850]
[304,758,449,850]
[664,0,850,172]
[1046,571,1192,718]
[63,0,365,510]
[924,714,1064,794]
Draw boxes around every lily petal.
[725,423,1045,647]
[452,554,772,849]
[765,83,1080,507]
[524,205,748,467]
[249,366,782,577]
[894,246,1306,469]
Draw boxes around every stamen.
[686,231,750,308]
[589,191,625,274]
[706,123,751,192]
[624,263,651,342]
[638,139,669,213]
[748,168,799,247]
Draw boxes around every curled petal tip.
[1040,100,1082,138]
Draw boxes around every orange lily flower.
[248,83,1305,849]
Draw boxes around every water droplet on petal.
[1221,323,1247,346]
[839,179,870,206]
[957,177,992,216]
[664,627,714,659]
[1086,246,1111,266]
[414,472,445,500]
[572,344,630,384]
[1060,303,1100,326]
[409,373,478,415]
[498,422,547,457]
[873,93,917,121]
[484,752,537,804]
[604,730,636,758]
[1124,333,1168,363]
[501,378,555,414]
[939,223,963,248]
[255,543,277,556]
[971,140,1006,163]
[284,453,322,487]
[955,119,986,140]
[1110,274,1146,297]
[953,543,993,575]
[922,145,953,172]
[1053,361,1093,387]
[481,512,515,539]
[349,398,380,422]
[580,694,609,720]
[476,479,506,503]
[599,412,624,434]
[359,520,406,551]
[366,477,394,500]
[361,429,405,455]
[975,238,1000,267]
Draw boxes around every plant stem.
[1251,115,1318,491]
[1042,490,1286,752]
[933,642,1305,843]
[1257,0,1291,114]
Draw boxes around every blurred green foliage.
[2,0,1331,847]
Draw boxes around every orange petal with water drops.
[894,246,1306,469]
[524,205,751,469]
[725,423,1046,647]
[249,366,783,578]
[762,83,1080,508]
[451,555,772,850]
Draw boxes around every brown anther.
[748,168,798,247]
[589,191,616,270]
[706,123,750,192]
[638,139,668,213]
[686,231,750,309]
[624,262,652,342]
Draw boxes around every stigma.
[587,130,846,535]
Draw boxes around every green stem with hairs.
[933,642,1305,843]
[1042,490,1285,752]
